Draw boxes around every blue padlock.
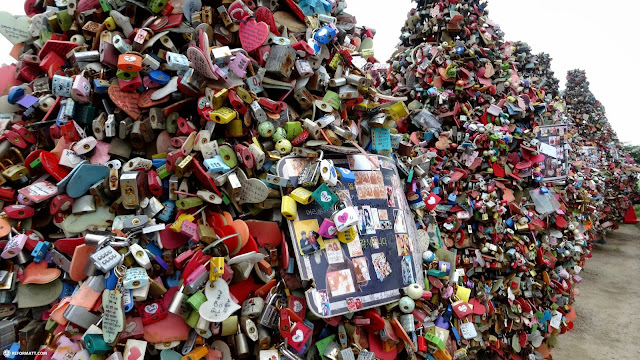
[152,159,166,168]
[104,269,118,290]
[203,155,231,173]
[93,79,111,93]
[157,200,175,222]
[59,282,75,299]
[31,241,50,263]
[149,70,171,85]
[336,167,355,183]
[7,87,24,104]
[313,26,336,45]
[166,271,181,288]
[123,288,134,312]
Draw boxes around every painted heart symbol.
[128,347,141,360]
[328,226,337,235]
[320,191,332,203]
[144,303,159,314]
[0,12,31,45]
[428,196,437,205]
[239,17,269,52]
[293,300,303,313]
[458,305,468,313]
[337,213,348,223]
[291,329,304,343]
[125,321,136,333]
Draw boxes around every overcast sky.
[0,1,637,145]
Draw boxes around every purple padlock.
[318,218,337,239]
[1,233,27,259]
[228,52,249,78]
[72,75,91,102]
[17,193,35,206]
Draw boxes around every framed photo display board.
[278,154,422,317]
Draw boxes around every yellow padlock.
[290,187,314,205]
[170,213,195,232]
[104,17,116,30]
[175,154,194,178]
[209,257,224,282]
[337,226,357,243]
[281,195,297,221]
[209,107,237,124]
[386,101,409,121]
[210,88,228,110]
[234,87,252,103]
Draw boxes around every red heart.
[255,7,280,36]
[239,17,269,52]
[492,162,506,177]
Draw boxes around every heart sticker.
[239,17,269,52]
[425,192,441,210]
[128,347,141,360]
[328,226,337,235]
[293,300,303,313]
[337,213,348,223]
[320,191,331,203]
[108,85,141,120]
[0,12,31,45]
[126,321,137,333]
[145,303,159,314]
[291,329,304,343]
[199,279,241,322]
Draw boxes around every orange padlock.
[117,53,143,72]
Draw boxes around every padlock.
[120,171,145,209]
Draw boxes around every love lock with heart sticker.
[0,0,636,359]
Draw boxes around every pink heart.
[128,347,141,360]
[239,17,269,52]
[337,213,348,223]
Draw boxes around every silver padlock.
[63,305,101,329]
[90,246,121,272]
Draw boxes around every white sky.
[1,1,638,145]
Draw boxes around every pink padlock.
[72,75,91,102]
[213,64,233,86]
[51,334,81,360]
[318,218,337,239]
[118,74,143,92]
[228,52,249,78]
[179,220,200,241]
[1,233,27,259]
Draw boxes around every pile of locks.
[0,0,637,359]
[564,69,638,238]
[379,0,639,359]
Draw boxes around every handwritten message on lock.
[199,279,241,322]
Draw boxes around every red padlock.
[177,117,197,136]
[11,124,36,144]
[137,299,168,325]
[3,130,27,148]
[4,204,35,219]
[60,121,80,142]
[228,89,247,114]
[165,149,183,173]
[235,144,254,169]
[50,194,74,215]
[258,97,283,114]
[147,170,162,197]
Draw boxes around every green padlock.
[187,290,206,311]
[175,197,204,210]
[116,69,139,80]
[98,0,113,11]
[84,333,112,354]
[284,121,302,140]
[147,0,169,13]
[57,11,73,32]
[185,310,200,328]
